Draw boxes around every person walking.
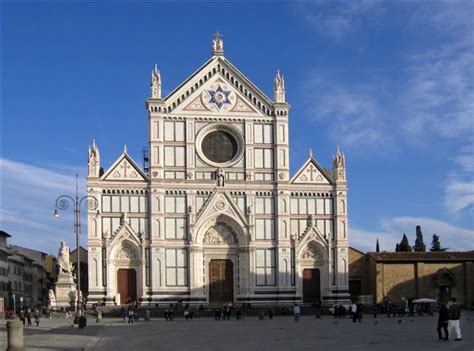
[447,297,462,341]
[293,303,301,322]
[436,303,449,341]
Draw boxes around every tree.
[413,225,426,252]
[399,234,412,252]
[395,243,400,252]
[430,234,447,252]
[376,238,380,252]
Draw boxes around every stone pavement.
[0,312,473,350]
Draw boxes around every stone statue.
[217,168,225,187]
[212,32,224,55]
[58,241,72,274]
[48,289,56,303]
[150,64,161,98]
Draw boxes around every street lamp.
[53,173,98,315]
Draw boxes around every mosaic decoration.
[207,85,231,110]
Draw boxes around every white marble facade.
[87,34,350,306]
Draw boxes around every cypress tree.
[376,238,380,252]
[399,234,412,252]
[395,243,400,252]
[430,234,443,252]
[413,225,426,252]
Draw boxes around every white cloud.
[445,145,474,212]
[0,157,86,254]
[350,216,474,253]
[303,77,391,151]
[297,1,385,40]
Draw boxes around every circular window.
[202,131,238,163]
[196,124,244,167]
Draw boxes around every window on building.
[290,248,296,286]
[232,196,246,214]
[255,219,274,240]
[166,249,188,286]
[255,249,276,286]
[129,218,149,238]
[254,124,273,144]
[145,248,151,286]
[196,195,208,213]
[165,218,186,239]
[102,195,148,214]
[164,146,185,167]
[255,197,273,214]
[290,219,308,237]
[164,121,185,142]
[254,148,273,168]
[165,196,186,214]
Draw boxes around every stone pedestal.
[54,273,77,308]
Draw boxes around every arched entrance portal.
[200,219,240,305]
[303,268,321,303]
[117,269,137,304]
[209,259,233,304]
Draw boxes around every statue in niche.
[58,241,73,274]
[217,168,225,187]
[302,241,322,260]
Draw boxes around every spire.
[150,64,161,98]
[212,31,224,56]
[88,139,100,177]
[309,148,313,159]
[333,145,346,182]
[274,69,286,103]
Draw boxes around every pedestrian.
[293,303,300,322]
[128,307,134,324]
[351,302,357,323]
[214,308,221,321]
[184,307,190,321]
[447,297,462,341]
[372,304,379,318]
[436,302,449,341]
[268,307,274,319]
[34,311,40,327]
[121,306,128,324]
[26,308,32,326]
[356,303,363,323]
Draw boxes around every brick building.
[348,248,474,307]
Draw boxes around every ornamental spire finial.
[274,69,286,103]
[212,31,224,56]
[150,64,161,98]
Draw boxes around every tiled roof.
[368,251,474,262]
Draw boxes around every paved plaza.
[0,312,473,351]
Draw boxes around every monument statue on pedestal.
[54,241,77,308]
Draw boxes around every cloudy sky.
[2,1,473,254]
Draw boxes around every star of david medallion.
[207,85,231,110]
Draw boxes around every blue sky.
[1,1,473,254]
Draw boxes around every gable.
[165,57,274,117]
[101,152,148,182]
[291,158,333,185]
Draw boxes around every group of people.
[19,307,40,327]
[121,304,137,324]
[436,297,462,341]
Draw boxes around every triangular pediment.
[291,157,333,185]
[194,191,248,235]
[164,56,275,117]
[101,152,149,182]
[109,221,142,249]
[296,225,328,259]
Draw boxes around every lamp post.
[53,174,98,315]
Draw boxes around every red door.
[303,268,321,303]
[209,260,233,304]
[117,269,137,304]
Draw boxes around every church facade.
[86,34,350,306]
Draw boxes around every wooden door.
[303,268,321,303]
[209,260,233,304]
[117,269,137,304]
